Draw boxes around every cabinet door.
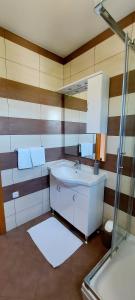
[73,193,89,235]
[56,185,74,225]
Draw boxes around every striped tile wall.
[0,26,135,234]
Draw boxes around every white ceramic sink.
[50,165,106,187]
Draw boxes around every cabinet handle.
[73,194,76,201]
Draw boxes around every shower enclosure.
[82,1,135,299]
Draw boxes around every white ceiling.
[0,0,134,57]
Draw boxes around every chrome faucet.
[74,160,81,170]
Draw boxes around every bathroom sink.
[50,165,106,187]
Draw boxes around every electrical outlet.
[12,191,19,199]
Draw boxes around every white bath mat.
[27,217,83,268]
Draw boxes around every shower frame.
[83,1,135,298]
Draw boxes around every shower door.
[111,34,135,252]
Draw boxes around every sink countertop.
[48,159,107,187]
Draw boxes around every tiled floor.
[0,212,106,300]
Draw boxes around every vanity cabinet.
[50,174,104,238]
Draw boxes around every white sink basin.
[50,165,106,187]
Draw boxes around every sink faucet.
[74,160,81,170]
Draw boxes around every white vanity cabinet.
[50,174,104,238]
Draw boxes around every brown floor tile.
[0,213,107,300]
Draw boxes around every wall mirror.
[58,72,108,163]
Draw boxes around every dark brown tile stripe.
[109,69,135,97]
[107,115,135,136]
[64,95,87,112]
[0,114,134,136]
[0,27,63,64]
[0,117,86,135]
[64,154,133,177]
[104,187,135,217]
[0,77,88,111]
[0,147,65,171]
[63,11,135,64]
[0,77,63,107]
[3,175,49,202]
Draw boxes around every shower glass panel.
[111,33,135,252]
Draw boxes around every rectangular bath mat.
[27,217,83,268]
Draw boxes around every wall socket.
[12,191,19,199]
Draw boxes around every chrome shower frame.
[95,2,135,50]
[83,2,135,299]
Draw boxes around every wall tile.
[15,190,43,213]
[40,55,63,79]
[8,99,41,119]
[41,134,64,148]
[79,111,87,123]
[10,135,41,151]
[13,166,42,184]
[42,188,50,213]
[16,203,43,226]
[40,71,62,91]
[6,40,39,70]
[64,134,79,146]
[95,34,124,64]
[0,37,5,58]
[0,136,10,153]
[0,98,9,116]
[0,58,6,78]
[109,93,135,117]
[71,49,94,76]
[106,171,132,196]
[41,104,63,121]
[1,169,13,187]
[70,66,94,83]
[107,136,134,157]
[4,200,15,217]
[6,60,39,87]
[64,108,80,123]
[5,214,16,231]
[95,52,124,77]
[63,63,70,80]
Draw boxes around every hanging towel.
[81,143,93,158]
[18,148,32,169]
[30,147,45,167]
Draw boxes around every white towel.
[18,148,32,169]
[30,147,45,167]
[81,143,93,157]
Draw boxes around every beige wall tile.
[41,104,63,121]
[40,71,62,91]
[0,37,5,58]
[0,98,8,116]
[10,135,41,151]
[0,136,11,153]
[107,136,135,157]
[6,60,39,87]
[1,169,13,187]
[132,22,135,39]
[16,203,42,226]
[95,52,124,77]
[63,63,70,79]
[71,49,94,76]
[6,40,39,70]
[0,58,6,78]
[4,200,15,217]
[40,55,63,79]
[70,66,94,83]
[41,134,64,148]
[64,108,80,122]
[15,191,42,213]
[95,35,124,64]
[42,188,50,213]
[63,78,71,85]
[13,166,42,184]
[8,99,41,119]
[5,215,16,231]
